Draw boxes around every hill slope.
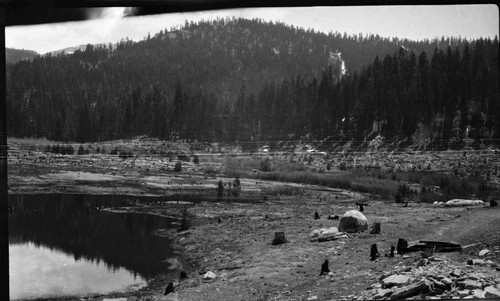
[7,17,494,148]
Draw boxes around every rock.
[467,272,486,280]
[310,227,346,242]
[472,289,485,298]
[307,296,318,300]
[389,280,431,300]
[440,277,453,286]
[484,286,500,298]
[444,199,484,207]
[431,278,448,289]
[460,279,482,289]
[381,274,411,288]
[203,271,217,281]
[479,249,490,256]
[451,269,461,277]
[373,288,392,299]
[457,290,470,297]
[339,210,368,233]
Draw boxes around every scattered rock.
[484,286,500,298]
[459,279,482,289]
[389,280,431,300]
[339,210,368,233]
[203,271,217,281]
[451,269,462,277]
[479,249,490,256]
[472,289,486,298]
[373,288,392,299]
[457,290,470,297]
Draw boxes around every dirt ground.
[7,143,500,301]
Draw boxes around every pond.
[8,194,177,300]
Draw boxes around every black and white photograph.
[2,2,500,300]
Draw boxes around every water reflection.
[9,194,177,300]
[10,242,146,300]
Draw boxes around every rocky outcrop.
[353,256,500,300]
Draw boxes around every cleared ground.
[7,139,500,301]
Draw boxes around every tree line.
[6,18,496,149]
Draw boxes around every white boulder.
[339,210,368,233]
[444,199,484,207]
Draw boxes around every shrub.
[110,147,118,155]
[193,154,200,165]
[66,145,75,155]
[326,162,332,171]
[119,151,133,160]
[77,145,85,155]
[178,206,191,231]
[260,158,271,172]
[394,183,411,203]
[174,161,182,172]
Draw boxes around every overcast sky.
[5,5,499,54]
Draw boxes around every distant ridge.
[6,48,38,64]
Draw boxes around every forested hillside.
[6,48,38,64]
[6,18,497,149]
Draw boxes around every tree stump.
[319,259,330,275]
[272,232,287,245]
[164,282,174,295]
[397,238,408,255]
[370,222,381,234]
[490,200,498,207]
[389,245,395,258]
[370,243,380,261]
[314,212,320,220]
[180,271,188,280]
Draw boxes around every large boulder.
[339,210,368,233]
